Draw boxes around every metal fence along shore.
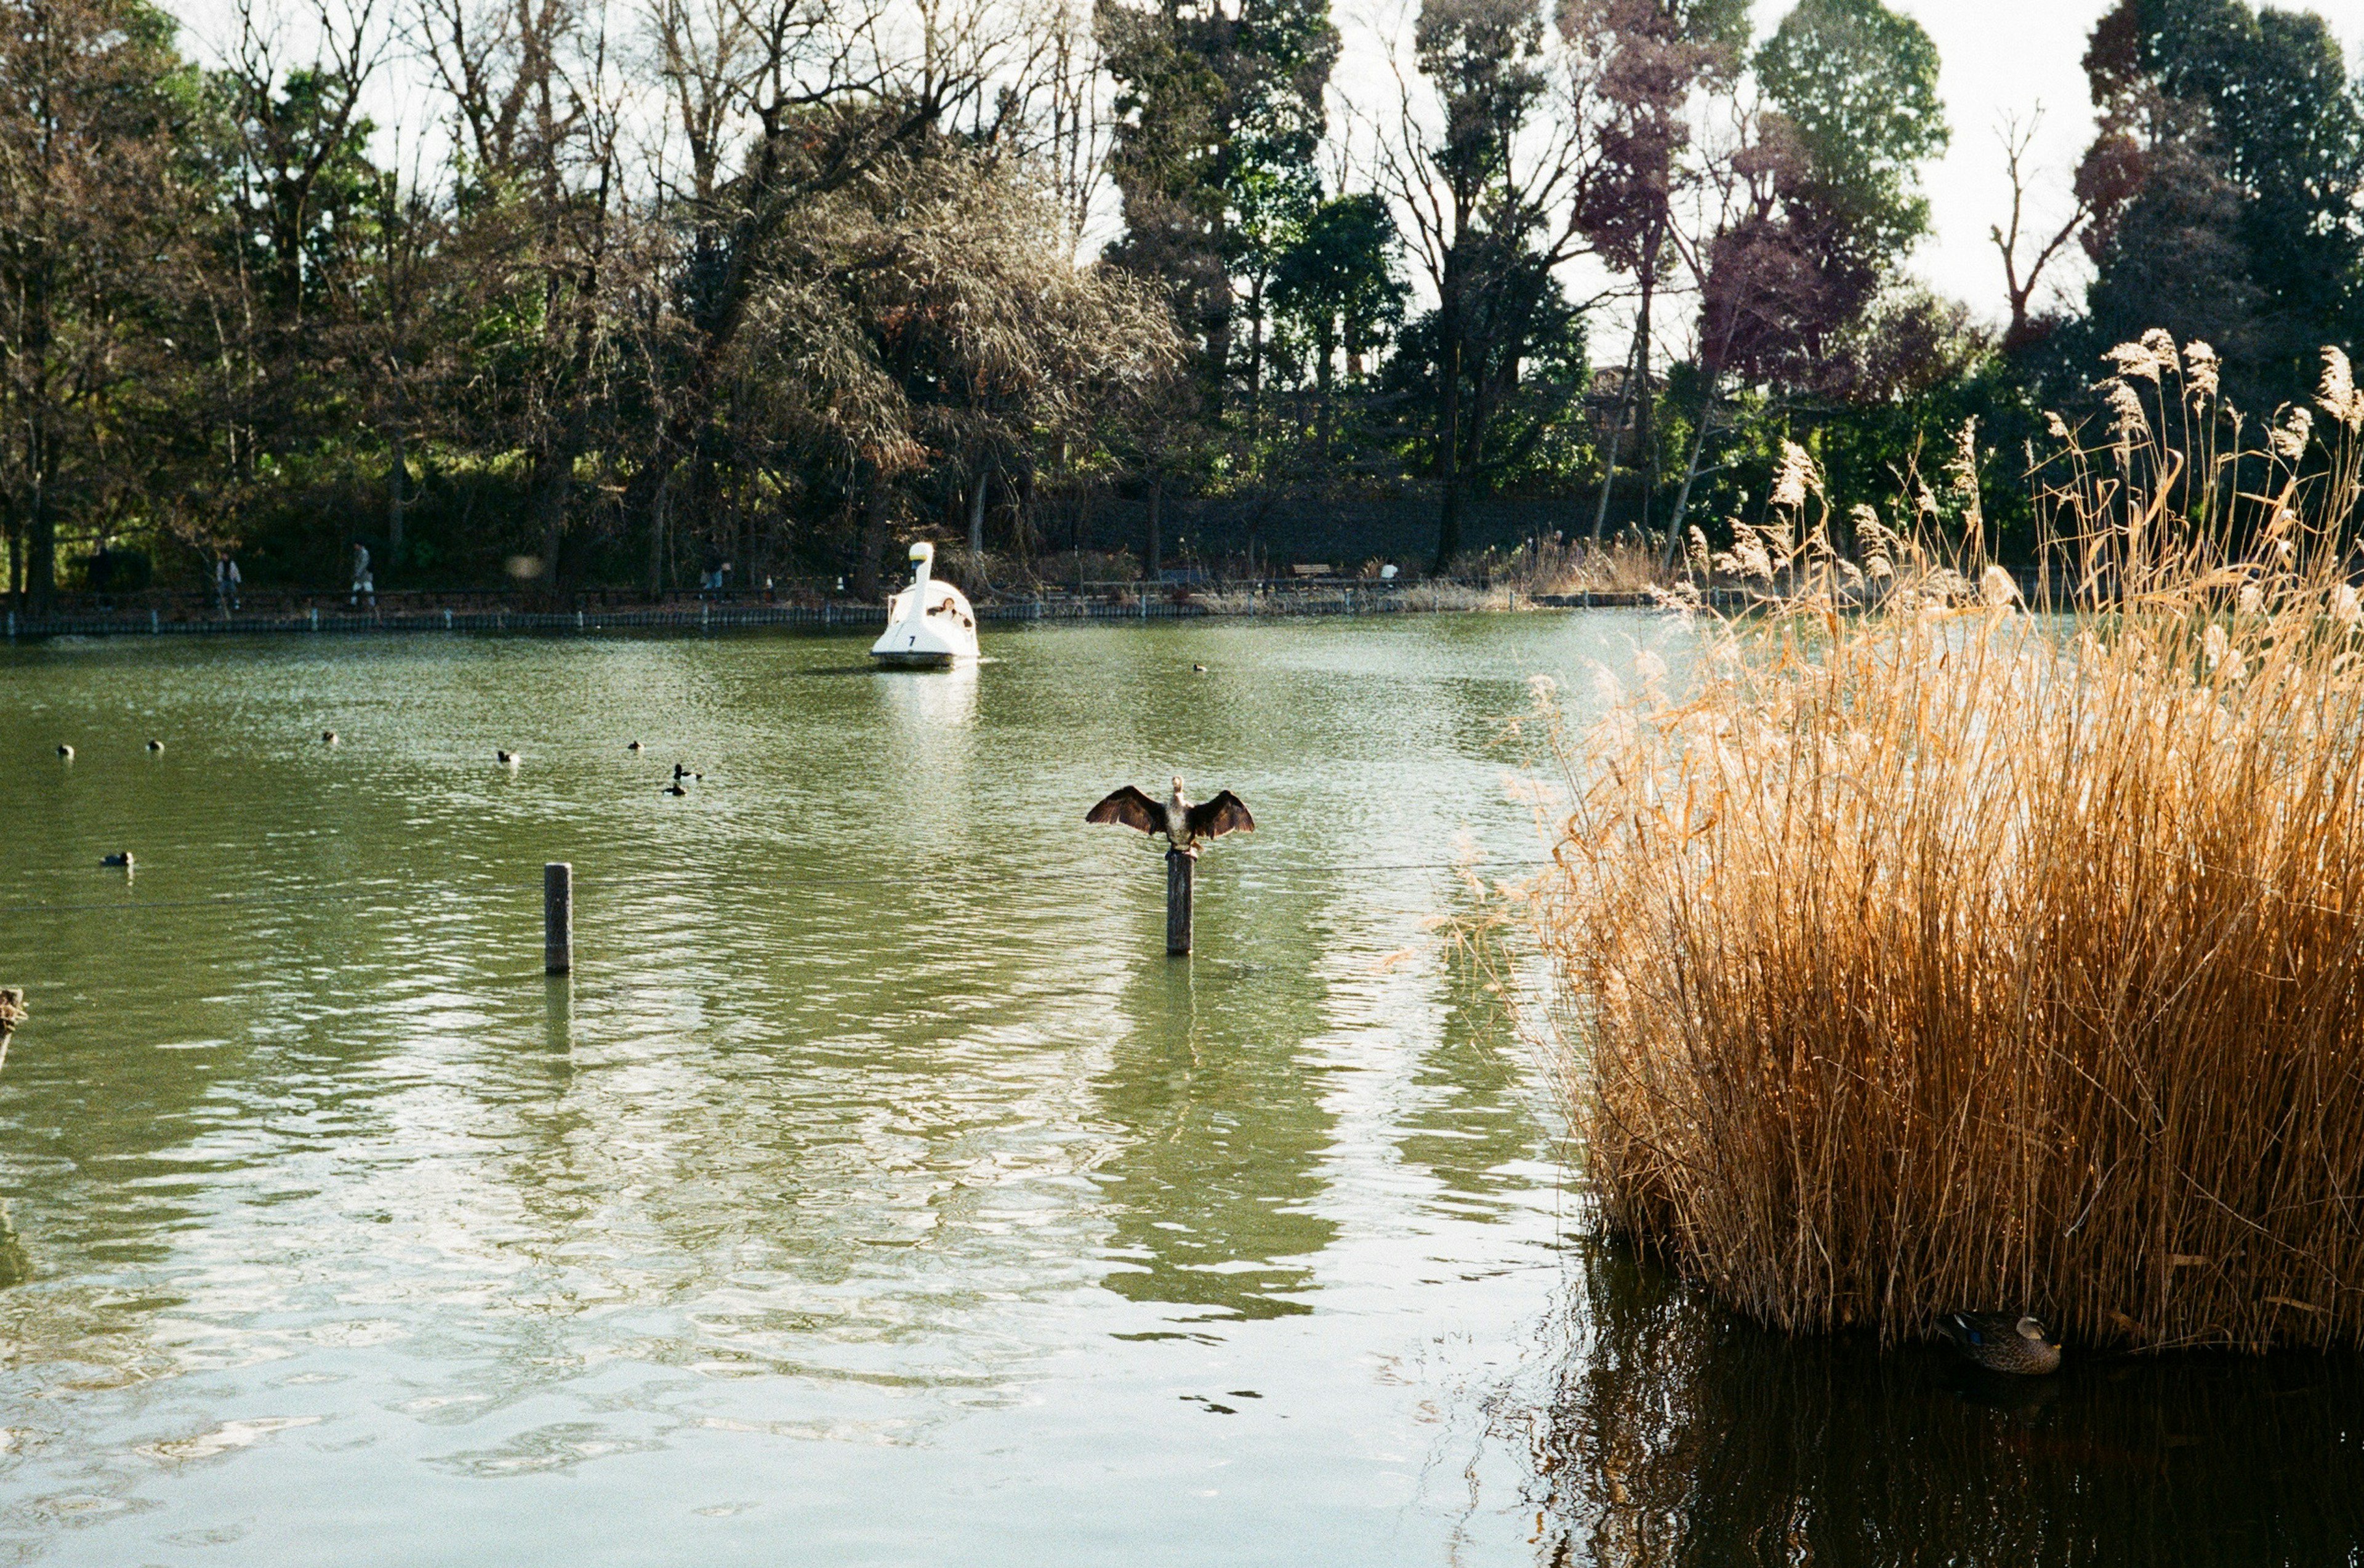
[0,581,1710,640]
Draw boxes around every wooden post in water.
[1088,781,1251,957]
[1165,849,1192,956]
[544,863,573,975]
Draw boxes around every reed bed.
[1535,332,2364,1352]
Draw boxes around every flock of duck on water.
[52,728,723,874]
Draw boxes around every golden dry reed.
[1537,331,2364,1352]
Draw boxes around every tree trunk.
[25,484,53,613]
[1663,377,1716,571]
[1144,477,1163,585]
[1316,320,1336,460]
[388,424,407,553]
[529,444,569,589]
[1434,336,1464,574]
[646,468,670,599]
[968,469,987,558]
[1633,261,1656,541]
[1591,334,1641,545]
[855,464,893,601]
[1247,278,1265,441]
[1015,461,1036,568]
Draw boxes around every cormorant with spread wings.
[1088,775,1254,855]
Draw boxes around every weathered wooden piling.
[544,863,573,975]
[1165,850,1192,956]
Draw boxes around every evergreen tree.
[2077,0,2364,392]
[1378,0,1598,569]
[1097,0,1340,408]
[1271,192,1407,453]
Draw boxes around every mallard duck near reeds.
[1938,1313,2062,1375]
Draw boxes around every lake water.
[2,617,2360,1567]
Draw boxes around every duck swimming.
[664,781,688,797]
[322,731,339,745]
[1938,1312,2062,1375]
[628,741,643,752]
[497,750,520,766]
[1088,775,1254,856]
[147,739,163,752]
[56,744,73,759]
[101,851,134,869]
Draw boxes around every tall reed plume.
[1537,332,2364,1351]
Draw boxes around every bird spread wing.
[1186,791,1253,840]
[1087,786,1165,835]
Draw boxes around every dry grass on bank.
[1192,580,1518,613]
[1457,534,1674,596]
[1533,333,2364,1352]
[1397,581,1517,611]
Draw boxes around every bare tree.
[418,0,624,585]
[1990,107,2093,355]
[1559,0,1746,543]
[1373,0,1602,571]
[223,0,382,321]
[0,0,194,605]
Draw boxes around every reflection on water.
[1523,1244,2364,1566]
[0,619,1628,1565]
[1094,957,1337,1324]
[1395,874,1542,1216]
[872,659,980,734]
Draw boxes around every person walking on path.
[350,543,375,608]
[215,555,243,614]
[699,549,731,600]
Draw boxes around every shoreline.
[1,589,1689,641]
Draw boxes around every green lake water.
[1,616,2359,1566]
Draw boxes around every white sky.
[1856,0,2364,321]
[1332,0,2364,347]
[171,0,2364,347]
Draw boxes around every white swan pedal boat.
[870,541,979,669]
